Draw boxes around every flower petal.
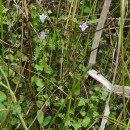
[40,31,46,40]
[79,22,88,31]
[39,14,47,23]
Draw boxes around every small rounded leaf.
[37,110,44,125]
[82,116,91,127]
[0,91,6,102]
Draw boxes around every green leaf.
[0,103,6,123]
[87,19,99,24]
[36,100,43,108]
[45,65,53,74]
[91,16,97,20]
[35,64,44,71]
[59,15,67,20]
[2,7,8,14]
[78,98,86,106]
[82,116,91,127]
[80,110,86,117]
[22,54,27,61]
[5,54,15,61]
[1,66,15,77]
[93,111,99,117]
[72,121,81,130]
[36,78,44,88]
[49,42,55,50]
[11,117,18,125]
[11,103,21,115]
[37,87,43,92]
[45,100,50,107]
[69,108,75,115]
[34,45,41,59]
[43,116,51,126]
[43,94,49,99]
[90,96,98,102]
[31,75,37,85]
[100,91,108,100]
[75,88,80,95]
[58,113,65,118]
[83,7,90,14]
[0,91,6,102]
[37,110,44,125]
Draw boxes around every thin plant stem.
[120,0,126,125]
[0,0,4,58]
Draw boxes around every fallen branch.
[87,69,130,98]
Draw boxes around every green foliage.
[37,110,44,125]
[11,103,21,115]
[82,116,91,127]
[0,0,129,130]
[78,98,87,106]
[0,91,6,102]
[0,103,7,123]
[83,6,91,14]
[37,110,51,128]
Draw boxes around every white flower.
[40,31,46,40]
[79,22,88,31]
[39,14,47,23]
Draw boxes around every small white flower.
[40,31,46,40]
[79,22,88,31]
[39,14,47,23]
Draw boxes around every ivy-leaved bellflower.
[40,31,46,40]
[79,22,88,31]
[39,14,47,23]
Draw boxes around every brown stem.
[23,0,37,110]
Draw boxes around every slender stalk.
[80,0,85,16]
[56,0,61,24]
[126,119,130,130]
[0,0,4,58]
[120,0,126,125]
[48,96,69,128]
[23,0,37,110]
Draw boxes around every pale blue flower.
[40,31,46,40]
[39,14,47,23]
[117,103,123,109]
[79,22,88,31]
